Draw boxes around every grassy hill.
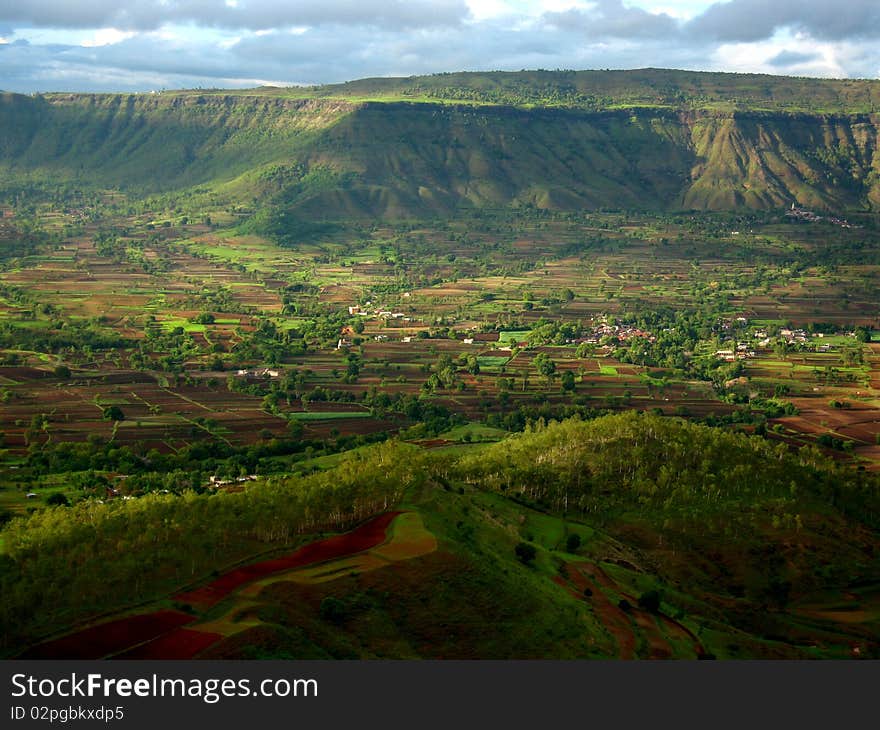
[3,414,879,659]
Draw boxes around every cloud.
[767,49,821,68]
[542,0,678,39]
[686,0,880,43]
[0,0,471,31]
[1,1,880,92]
[81,28,137,48]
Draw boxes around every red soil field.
[20,513,403,659]
[568,561,705,658]
[561,564,636,659]
[19,610,194,660]
[175,511,401,609]
[113,628,223,660]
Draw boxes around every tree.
[46,492,69,507]
[565,533,581,553]
[287,419,304,440]
[53,364,71,379]
[102,405,125,421]
[637,589,662,614]
[534,352,556,383]
[561,371,576,392]
[515,542,537,565]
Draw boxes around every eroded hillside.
[1,72,880,215]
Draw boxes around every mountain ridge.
[2,70,880,217]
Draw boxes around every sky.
[0,0,878,92]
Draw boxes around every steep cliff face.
[0,92,355,190]
[295,104,880,215]
[1,88,879,215]
[682,112,880,210]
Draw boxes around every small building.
[236,368,280,379]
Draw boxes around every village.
[785,204,861,229]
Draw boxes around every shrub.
[319,596,348,625]
[637,589,662,614]
[515,542,537,566]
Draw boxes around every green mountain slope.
[2,69,880,215]
[3,414,878,659]
[0,92,354,191]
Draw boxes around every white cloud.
[464,0,511,21]
[0,1,879,92]
[709,28,863,78]
[81,28,135,47]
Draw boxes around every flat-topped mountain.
[2,69,880,215]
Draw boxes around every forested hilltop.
[2,69,880,215]
[295,68,880,113]
[3,414,879,659]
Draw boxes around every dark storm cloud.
[542,0,678,40]
[685,0,880,43]
[0,0,470,31]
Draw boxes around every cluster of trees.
[0,440,426,650]
[5,410,878,652]
[21,422,391,489]
[0,318,131,354]
[460,412,880,527]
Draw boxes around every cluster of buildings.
[714,345,757,362]
[785,205,860,229]
[235,368,280,379]
[570,321,656,346]
[778,327,809,344]
[208,475,259,489]
[717,325,853,359]
[347,304,410,321]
